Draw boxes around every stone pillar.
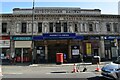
[100,37,105,59]
[68,40,72,61]
[67,22,69,32]
[33,22,37,33]
[45,45,48,62]
[53,22,56,32]
[10,22,15,60]
[102,22,107,33]
[44,40,48,62]
[96,22,99,32]
[16,23,20,33]
[111,22,114,32]
[61,22,63,32]
[28,23,32,33]
[85,23,87,32]
[80,23,83,32]
[21,48,23,63]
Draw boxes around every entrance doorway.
[105,49,111,60]
[48,44,68,63]
[93,49,99,56]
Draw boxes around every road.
[1,62,111,80]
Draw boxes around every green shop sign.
[13,37,32,41]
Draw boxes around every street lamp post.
[31,0,35,64]
[9,21,13,61]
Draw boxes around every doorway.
[48,44,68,63]
[105,49,111,60]
[93,49,99,56]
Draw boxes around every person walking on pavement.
[11,52,16,65]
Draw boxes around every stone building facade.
[0,7,120,63]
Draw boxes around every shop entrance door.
[36,46,45,63]
[105,49,111,60]
[93,49,99,56]
[48,44,68,63]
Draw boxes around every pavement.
[1,61,112,67]
[1,61,111,79]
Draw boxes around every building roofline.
[13,7,101,11]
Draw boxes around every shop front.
[13,36,32,63]
[0,36,10,61]
[104,36,119,60]
[83,36,100,62]
[33,33,84,63]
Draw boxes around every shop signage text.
[13,37,32,40]
[0,40,10,48]
[104,36,120,40]
[43,33,76,39]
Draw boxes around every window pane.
[49,23,53,32]
[2,23,7,33]
[56,23,61,32]
[38,22,42,33]
[63,22,67,32]
[106,24,111,32]
[75,24,78,32]
[89,24,93,32]
[113,23,118,32]
[21,23,27,33]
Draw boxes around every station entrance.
[48,43,68,63]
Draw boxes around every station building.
[0,7,120,63]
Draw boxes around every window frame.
[21,22,27,33]
[2,23,7,33]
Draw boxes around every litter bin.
[92,56,100,64]
[56,53,63,65]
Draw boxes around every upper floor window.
[106,23,111,32]
[113,23,118,32]
[2,23,7,33]
[56,22,61,32]
[82,23,85,32]
[21,22,27,33]
[38,22,42,33]
[49,22,53,32]
[89,24,93,32]
[63,22,67,32]
[74,24,78,32]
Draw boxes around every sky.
[0,0,120,14]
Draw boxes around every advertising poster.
[72,49,79,55]
[86,43,91,56]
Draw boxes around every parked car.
[101,56,120,80]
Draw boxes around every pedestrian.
[11,53,16,65]
[80,52,83,62]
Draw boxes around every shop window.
[23,48,29,57]
[2,23,7,33]
[38,22,42,33]
[63,22,67,32]
[21,22,27,33]
[1,48,10,59]
[49,22,53,32]
[15,48,21,57]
